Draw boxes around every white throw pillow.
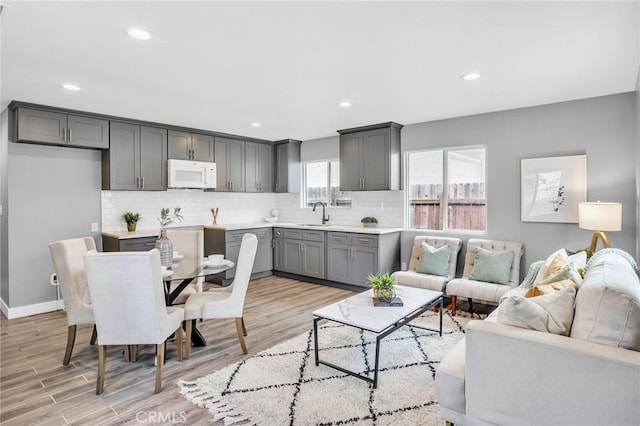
[533,249,569,285]
[498,287,576,336]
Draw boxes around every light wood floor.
[0,276,484,425]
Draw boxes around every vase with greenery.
[361,216,378,228]
[368,272,395,301]
[155,206,183,267]
[122,211,140,232]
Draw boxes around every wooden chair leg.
[451,296,457,316]
[90,325,97,345]
[235,317,247,354]
[241,317,247,336]
[129,345,137,362]
[175,326,183,361]
[97,345,106,395]
[63,325,77,365]
[185,320,193,359]
[155,342,165,393]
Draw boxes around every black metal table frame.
[313,294,443,389]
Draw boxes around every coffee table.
[313,285,443,388]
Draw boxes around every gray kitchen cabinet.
[326,231,400,287]
[168,130,214,162]
[245,142,273,192]
[102,121,167,191]
[13,107,109,149]
[273,228,284,270]
[273,228,325,279]
[214,137,245,192]
[204,227,272,281]
[274,139,301,193]
[338,122,402,191]
[102,234,158,252]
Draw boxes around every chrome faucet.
[312,202,330,224]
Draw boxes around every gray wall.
[401,93,637,276]
[636,66,640,260]
[5,139,102,309]
[1,111,8,305]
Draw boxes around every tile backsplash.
[101,189,405,231]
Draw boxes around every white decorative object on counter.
[264,217,278,223]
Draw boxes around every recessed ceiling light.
[251,122,262,127]
[62,83,80,91]
[339,101,352,108]
[126,28,151,40]
[461,73,480,81]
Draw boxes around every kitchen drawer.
[327,232,351,244]
[302,230,325,242]
[351,234,378,247]
[283,229,303,240]
[119,237,158,251]
[225,228,269,243]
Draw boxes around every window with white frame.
[406,147,486,231]
[303,160,351,207]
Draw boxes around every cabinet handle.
[136,176,140,189]
[143,243,156,247]
[141,177,144,189]
[62,128,67,143]
[69,128,72,143]
[358,238,370,243]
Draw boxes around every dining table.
[162,255,235,347]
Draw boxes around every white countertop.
[205,222,403,234]
[105,222,403,239]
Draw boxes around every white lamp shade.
[578,202,622,231]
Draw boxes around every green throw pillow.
[416,242,450,277]
[469,247,514,285]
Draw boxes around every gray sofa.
[435,249,640,425]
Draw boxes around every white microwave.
[167,159,216,189]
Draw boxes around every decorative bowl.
[264,217,278,223]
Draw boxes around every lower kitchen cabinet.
[326,231,400,287]
[102,234,158,252]
[273,228,325,279]
[204,227,272,281]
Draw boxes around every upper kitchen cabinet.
[338,122,402,191]
[274,139,301,193]
[11,106,109,149]
[214,137,245,192]
[245,142,273,192]
[168,130,214,162]
[102,121,167,191]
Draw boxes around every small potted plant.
[361,216,378,228]
[122,211,140,232]
[368,272,395,301]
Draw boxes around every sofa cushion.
[498,287,576,336]
[570,250,640,351]
[435,338,466,416]
[524,278,576,298]
[416,242,450,277]
[469,247,514,285]
[391,270,449,292]
[446,278,514,304]
[537,263,583,287]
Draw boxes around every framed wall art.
[521,154,587,223]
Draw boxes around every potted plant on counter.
[122,211,140,232]
[361,216,378,227]
[368,272,395,301]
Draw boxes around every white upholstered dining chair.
[166,229,204,302]
[84,249,184,394]
[49,236,97,365]
[184,233,258,358]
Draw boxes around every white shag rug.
[178,310,483,425]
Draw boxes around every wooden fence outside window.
[409,183,486,230]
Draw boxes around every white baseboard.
[0,299,64,319]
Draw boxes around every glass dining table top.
[162,256,235,282]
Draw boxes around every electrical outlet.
[50,273,58,286]
[91,222,99,232]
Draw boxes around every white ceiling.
[2,1,639,142]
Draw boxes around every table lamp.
[578,201,622,254]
